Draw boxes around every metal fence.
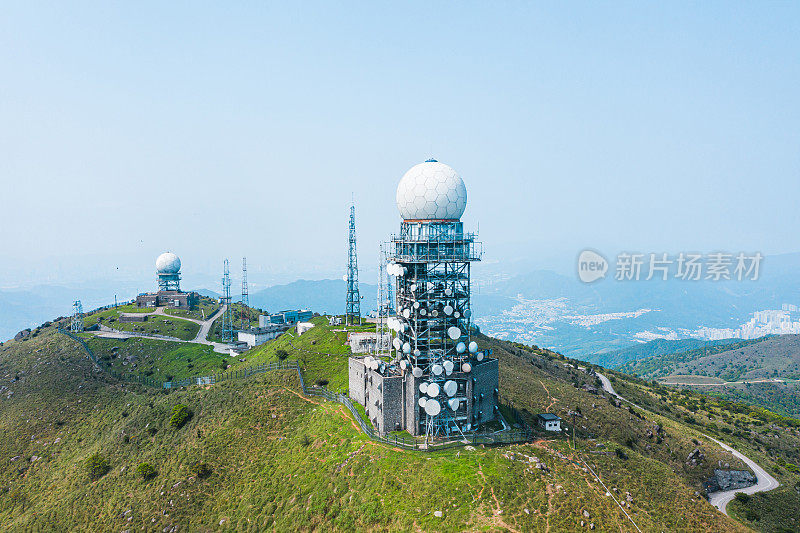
[60,329,533,451]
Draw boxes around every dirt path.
[540,379,558,411]
[476,465,522,533]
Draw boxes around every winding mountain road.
[595,371,779,515]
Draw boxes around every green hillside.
[2,317,799,531]
[590,338,746,368]
[619,335,800,418]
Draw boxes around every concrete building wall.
[348,358,367,406]
[136,291,198,310]
[348,355,500,437]
[471,358,499,427]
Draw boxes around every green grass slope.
[0,320,790,531]
[599,369,800,532]
[83,336,228,382]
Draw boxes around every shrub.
[85,453,110,481]
[276,349,289,361]
[191,460,212,479]
[136,462,157,481]
[745,509,760,521]
[615,448,629,460]
[316,379,329,387]
[734,492,750,503]
[170,404,191,429]
[301,435,312,447]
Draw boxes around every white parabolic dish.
[424,398,441,416]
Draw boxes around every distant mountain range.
[249,280,377,316]
[4,252,800,364]
[474,252,800,362]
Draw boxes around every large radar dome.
[156,252,181,274]
[395,160,467,221]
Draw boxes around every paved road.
[595,371,779,515]
[706,437,780,513]
[91,305,232,354]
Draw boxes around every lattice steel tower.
[240,257,249,329]
[389,159,486,441]
[374,243,393,354]
[70,300,84,332]
[221,259,235,342]
[345,203,361,325]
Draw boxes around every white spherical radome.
[156,252,181,274]
[396,160,467,220]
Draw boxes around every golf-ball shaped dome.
[156,252,181,274]
[396,159,467,220]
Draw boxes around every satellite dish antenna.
[403,309,411,319]
[431,364,443,376]
[454,311,460,319]
[402,342,411,354]
[420,308,427,316]
[431,310,439,317]
[342,274,348,281]
[419,382,428,394]
[447,327,461,340]
[444,287,452,297]
[418,397,427,408]
[468,341,478,354]
[426,382,440,397]
[464,309,472,319]
[413,302,420,309]
[461,362,472,373]
[400,360,408,370]
[412,366,423,378]
[443,380,457,397]
[393,338,402,350]
[443,305,453,316]
[413,348,421,357]
[476,352,484,362]
[456,342,466,353]
[443,360,454,375]
[410,283,417,292]
[448,398,460,411]
[424,399,441,416]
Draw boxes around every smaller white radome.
[396,160,467,220]
[156,252,181,274]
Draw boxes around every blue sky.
[1,2,798,289]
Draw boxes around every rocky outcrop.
[704,469,757,493]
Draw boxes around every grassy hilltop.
[0,316,799,531]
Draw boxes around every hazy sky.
[2,2,799,289]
